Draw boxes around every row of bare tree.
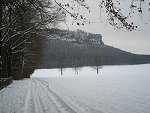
[0,0,65,80]
[57,56,103,75]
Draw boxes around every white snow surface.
[1,64,150,113]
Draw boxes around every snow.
[1,64,150,113]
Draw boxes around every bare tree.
[72,57,82,75]
[54,0,150,31]
[57,59,65,75]
[93,56,103,74]
[0,0,65,79]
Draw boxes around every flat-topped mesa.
[46,29,105,46]
[75,29,104,45]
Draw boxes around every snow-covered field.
[0,64,150,113]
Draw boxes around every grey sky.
[59,0,150,55]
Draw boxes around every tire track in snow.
[23,78,61,113]
[34,78,79,113]
[43,78,104,113]
[23,79,32,113]
[23,79,45,113]
[32,79,62,113]
[23,78,78,113]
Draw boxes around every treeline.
[0,0,65,82]
[41,38,150,68]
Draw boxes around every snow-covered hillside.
[1,64,150,113]
[41,29,150,68]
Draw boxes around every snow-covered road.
[0,78,80,113]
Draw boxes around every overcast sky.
[59,0,150,55]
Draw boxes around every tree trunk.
[96,66,99,74]
[7,5,12,78]
[0,1,12,79]
[61,68,63,75]
[0,0,3,79]
[7,46,12,77]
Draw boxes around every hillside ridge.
[41,29,150,68]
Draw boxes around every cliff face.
[40,29,150,68]
[46,29,104,45]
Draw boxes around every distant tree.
[57,59,65,75]
[93,56,103,74]
[72,57,82,75]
